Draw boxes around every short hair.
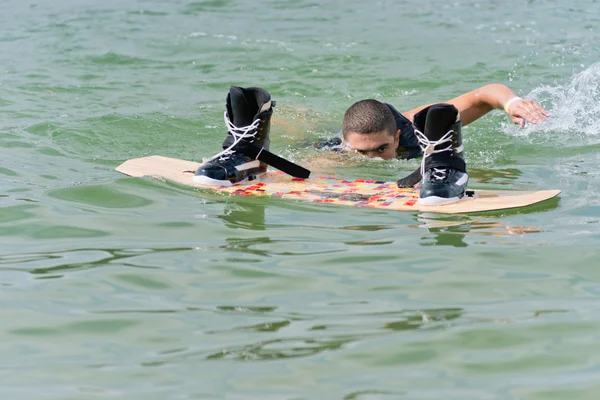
[342,99,397,138]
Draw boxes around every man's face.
[343,130,400,160]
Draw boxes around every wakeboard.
[115,155,560,214]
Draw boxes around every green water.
[3,0,600,398]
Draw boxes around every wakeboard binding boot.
[413,103,468,205]
[194,86,275,186]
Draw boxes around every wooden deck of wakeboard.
[115,155,561,214]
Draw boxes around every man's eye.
[377,146,388,153]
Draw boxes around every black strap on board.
[397,167,422,188]
[240,142,311,179]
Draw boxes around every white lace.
[414,128,455,181]
[430,167,449,181]
[201,111,260,164]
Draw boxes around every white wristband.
[504,96,523,113]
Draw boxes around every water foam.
[503,62,600,138]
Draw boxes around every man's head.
[342,99,400,160]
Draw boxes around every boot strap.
[397,167,422,188]
[240,142,311,179]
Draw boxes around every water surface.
[2,0,600,398]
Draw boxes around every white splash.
[503,62,600,137]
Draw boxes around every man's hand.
[504,97,550,127]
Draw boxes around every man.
[336,84,548,158]
[193,85,549,205]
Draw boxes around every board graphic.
[115,156,561,214]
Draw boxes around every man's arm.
[402,84,549,127]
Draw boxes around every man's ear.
[395,129,401,144]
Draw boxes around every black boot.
[414,103,468,205]
[194,86,274,186]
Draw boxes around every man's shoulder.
[385,103,412,124]
[313,136,343,151]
